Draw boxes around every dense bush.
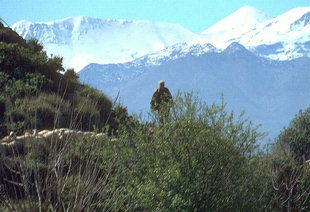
[0,95,7,137]
[1,92,309,211]
[269,108,310,211]
[107,105,139,136]
[0,134,111,211]
[79,86,112,128]
[16,93,71,130]
[97,92,271,211]
[74,95,101,130]
[277,108,310,161]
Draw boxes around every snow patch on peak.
[239,7,310,49]
[282,7,310,19]
[133,42,218,66]
[11,20,32,27]
[291,11,310,29]
[201,6,273,49]
[202,6,273,35]
[200,6,309,60]
[234,5,273,19]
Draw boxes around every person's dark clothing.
[151,87,172,124]
[150,87,173,112]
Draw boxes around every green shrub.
[74,95,100,130]
[79,86,112,128]
[277,108,310,161]
[5,109,26,133]
[107,105,139,136]
[3,73,52,100]
[7,109,25,123]
[0,72,9,89]
[17,93,71,129]
[98,92,269,211]
[269,108,310,211]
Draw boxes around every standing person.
[150,80,173,124]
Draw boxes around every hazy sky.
[1,0,309,32]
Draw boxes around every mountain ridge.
[11,6,310,71]
[12,17,201,70]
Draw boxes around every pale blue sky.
[1,0,309,32]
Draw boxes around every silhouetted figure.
[150,80,173,124]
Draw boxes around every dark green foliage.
[268,108,310,211]
[4,73,51,100]
[0,42,75,97]
[269,153,310,211]
[5,109,26,133]
[1,92,309,211]
[0,24,28,47]
[64,68,79,82]
[0,43,46,79]
[108,105,138,135]
[74,95,100,130]
[277,108,310,161]
[7,109,25,123]
[98,93,271,211]
[79,86,112,127]
[0,72,9,89]
[0,96,5,123]
[0,134,110,211]
[17,93,71,130]
[26,38,43,53]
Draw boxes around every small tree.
[64,68,79,82]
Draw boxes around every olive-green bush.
[97,92,272,211]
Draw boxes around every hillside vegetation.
[0,24,309,212]
[0,22,116,136]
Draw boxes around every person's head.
[158,80,165,89]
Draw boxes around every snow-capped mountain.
[12,17,202,70]
[201,6,310,60]
[201,6,274,48]
[241,7,310,60]
[78,42,310,141]
[11,6,310,71]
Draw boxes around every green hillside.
[0,23,114,135]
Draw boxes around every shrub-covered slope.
[0,24,112,135]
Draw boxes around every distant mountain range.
[78,42,310,140]
[12,6,310,70]
[12,17,201,70]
